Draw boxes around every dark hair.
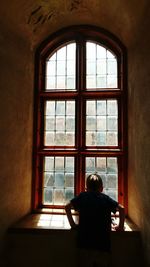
[86,173,103,192]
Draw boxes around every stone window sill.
[8,210,139,233]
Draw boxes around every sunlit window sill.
[8,210,139,234]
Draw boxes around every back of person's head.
[86,173,103,192]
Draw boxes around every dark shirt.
[71,191,118,251]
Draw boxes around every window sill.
[8,211,139,234]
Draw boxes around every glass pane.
[86,157,118,200]
[46,43,76,90]
[57,60,66,75]
[65,173,74,187]
[57,46,66,60]
[86,117,96,130]
[46,61,56,76]
[67,43,76,60]
[67,60,75,75]
[87,75,96,88]
[44,100,75,146]
[56,76,65,89]
[86,42,118,89]
[97,60,106,75]
[86,42,96,59]
[86,100,118,147]
[86,101,96,115]
[43,156,74,205]
[87,61,96,75]
[55,173,64,187]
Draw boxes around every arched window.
[33,26,127,212]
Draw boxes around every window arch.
[33,25,127,212]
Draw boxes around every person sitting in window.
[65,173,125,267]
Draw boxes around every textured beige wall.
[0,0,150,266]
[0,24,34,264]
[128,5,150,266]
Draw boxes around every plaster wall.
[128,6,150,266]
[0,24,34,264]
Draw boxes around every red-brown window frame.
[32,25,127,213]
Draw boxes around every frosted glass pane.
[45,100,75,146]
[67,43,76,60]
[107,100,117,115]
[54,189,64,204]
[45,132,54,146]
[57,46,66,60]
[55,132,65,145]
[56,76,65,89]
[86,42,96,59]
[67,77,75,89]
[56,102,65,115]
[86,132,96,146]
[97,60,106,75]
[86,157,95,172]
[107,50,115,58]
[87,76,96,88]
[45,43,76,91]
[66,117,75,131]
[55,157,64,171]
[87,61,96,75]
[97,46,106,59]
[107,117,117,131]
[86,117,96,130]
[66,101,75,115]
[55,173,64,187]
[97,76,107,88]
[97,116,106,130]
[96,158,106,172]
[57,60,66,75]
[86,42,118,89]
[66,132,74,145]
[46,61,56,76]
[107,60,117,75]
[107,174,117,189]
[44,173,54,187]
[45,117,55,130]
[67,60,75,75]
[107,75,117,88]
[107,132,117,146]
[86,100,118,147]
[97,132,106,146]
[43,156,75,205]
[97,101,106,115]
[65,157,74,172]
[107,158,117,173]
[65,173,74,187]
[44,189,53,204]
[46,76,56,89]
[86,101,96,115]
[56,117,65,130]
[45,157,54,171]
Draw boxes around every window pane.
[86,157,118,200]
[43,156,74,205]
[46,43,76,90]
[44,100,75,146]
[86,42,118,89]
[86,100,118,146]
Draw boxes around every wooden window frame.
[32,25,127,213]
